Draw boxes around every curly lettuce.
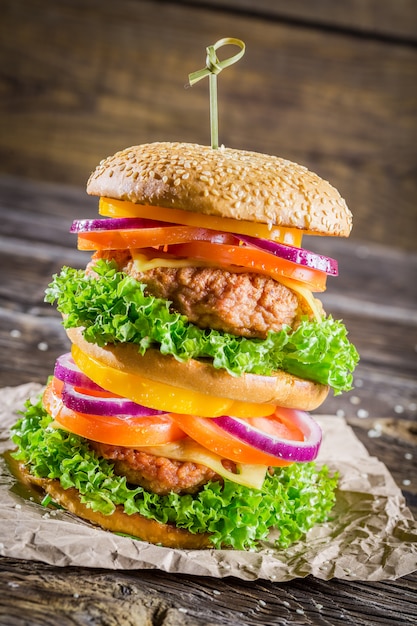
[45,259,359,394]
[11,395,338,550]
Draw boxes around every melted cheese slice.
[132,251,205,272]
[139,439,267,490]
[99,197,304,246]
[276,276,323,322]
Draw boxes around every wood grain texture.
[0,558,416,625]
[194,0,417,40]
[1,0,416,619]
[1,0,416,250]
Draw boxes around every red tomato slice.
[43,381,185,447]
[51,376,118,399]
[169,410,303,466]
[77,226,235,251]
[167,241,327,292]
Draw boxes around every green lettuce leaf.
[11,395,338,550]
[45,259,359,394]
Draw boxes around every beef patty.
[89,250,306,339]
[91,442,228,495]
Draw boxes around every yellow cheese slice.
[138,439,267,490]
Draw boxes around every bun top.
[87,142,352,236]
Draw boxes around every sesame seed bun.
[87,142,352,237]
[66,327,329,411]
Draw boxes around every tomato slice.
[76,225,234,251]
[43,381,185,447]
[51,376,118,399]
[99,197,304,247]
[167,241,327,292]
[169,410,303,466]
[71,345,276,419]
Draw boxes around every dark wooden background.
[0,2,416,625]
[1,0,417,251]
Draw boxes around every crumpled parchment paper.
[1,383,416,581]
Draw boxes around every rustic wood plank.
[1,1,416,250]
[194,0,417,41]
[0,557,416,626]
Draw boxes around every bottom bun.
[18,464,211,549]
[66,327,329,410]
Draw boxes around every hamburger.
[11,142,358,550]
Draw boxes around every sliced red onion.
[70,217,172,233]
[61,382,165,418]
[54,353,104,391]
[70,217,336,276]
[212,410,322,462]
[237,234,338,276]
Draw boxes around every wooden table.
[0,175,416,624]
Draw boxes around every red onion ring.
[237,234,338,275]
[70,217,172,232]
[212,410,322,462]
[61,382,165,418]
[54,353,104,391]
[71,217,337,276]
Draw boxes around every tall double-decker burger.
[12,142,358,550]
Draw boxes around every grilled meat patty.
[89,250,308,338]
[90,442,233,495]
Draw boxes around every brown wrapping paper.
[1,383,416,581]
